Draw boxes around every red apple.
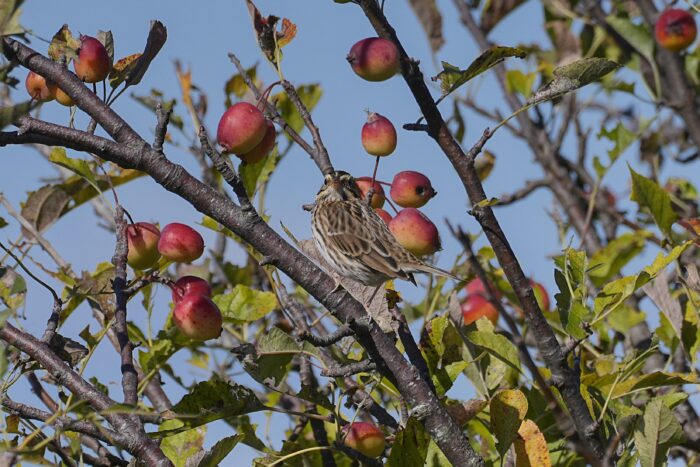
[217,102,268,154]
[375,208,392,225]
[530,280,550,311]
[388,208,441,257]
[655,8,697,52]
[465,278,502,300]
[461,294,499,325]
[390,171,436,208]
[343,422,386,458]
[73,35,111,83]
[25,71,55,102]
[158,223,205,263]
[361,112,397,157]
[171,276,212,303]
[355,176,385,208]
[347,37,400,82]
[172,294,223,341]
[126,222,161,270]
[238,119,276,164]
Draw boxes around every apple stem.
[122,208,136,226]
[102,79,107,102]
[385,198,400,215]
[92,82,97,96]
[370,156,380,184]
[376,180,391,186]
[258,81,282,109]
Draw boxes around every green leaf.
[239,148,279,198]
[96,30,114,64]
[0,0,24,37]
[467,330,521,373]
[505,69,536,98]
[224,65,257,106]
[196,435,243,467]
[598,122,635,163]
[422,313,470,395]
[629,166,677,236]
[606,16,654,61]
[275,84,323,135]
[213,284,278,324]
[138,335,178,374]
[49,148,101,195]
[159,419,206,467]
[0,100,32,130]
[387,418,431,466]
[588,232,649,287]
[634,399,685,467]
[526,58,620,106]
[490,389,528,456]
[432,46,527,98]
[170,379,264,430]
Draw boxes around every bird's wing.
[321,201,414,282]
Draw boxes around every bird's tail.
[408,263,461,282]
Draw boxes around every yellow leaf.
[515,419,551,467]
[490,389,528,455]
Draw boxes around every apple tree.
[0,0,699,466]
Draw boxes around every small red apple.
[238,119,276,164]
[347,37,400,82]
[375,208,392,225]
[530,279,550,311]
[217,102,268,155]
[388,208,441,257]
[25,71,55,102]
[73,35,111,83]
[361,112,397,157]
[465,278,502,300]
[390,171,436,208]
[461,294,499,325]
[172,294,223,340]
[343,422,386,458]
[171,276,212,303]
[655,8,697,52]
[355,177,385,208]
[158,223,205,263]
[126,222,161,270]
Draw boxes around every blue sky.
[2,0,696,465]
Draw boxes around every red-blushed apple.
[171,276,212,303]
[655,8,697,52]
[465,277,502,299]
[158,223,205,263]
[217,102,268,155]
[172,294,223,341]
[347,37,400,82]
[461,294,499,325]
[73,35,111,83]
[530,279,550,311]
[52,84,74,107]
[361,112,397,157]
[390,171,436,208]
[126,222,161,270]
[388,208,441,256]
[355,176,386,208]
[238,119,276,164]
[25,71,55,102]
[375,208,392,225]
[342,422,386,458]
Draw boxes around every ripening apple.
[355,176,385,208]
[347,37,400,82]
[172,294,223,341]
[25,71,55,102]
[461,294,499,325]
[390,171,436,208]
[375,208,392,225]
[73,35,111,83]
[171,276,212,303]
[158,223,205,263]
[342,422,386,458]
[238,119,276,164]
[465,277,502,300]
[217,102,268,154]
[655,8,697,52]
[361,112,397,157]
[126,222,161,270]
[53,85,75,107]
[389,208,441,256]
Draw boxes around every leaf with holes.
[526,58,619,106]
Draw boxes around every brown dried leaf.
[20,185,70,238]
[276,18,297,49]
[481,0,526,33]
[514,419,551,467]
[446,399,487,426]
[122,20,167,88]
[408,0,444,53]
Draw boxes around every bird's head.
[316,171,362,202]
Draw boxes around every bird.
[310,171,459,296]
